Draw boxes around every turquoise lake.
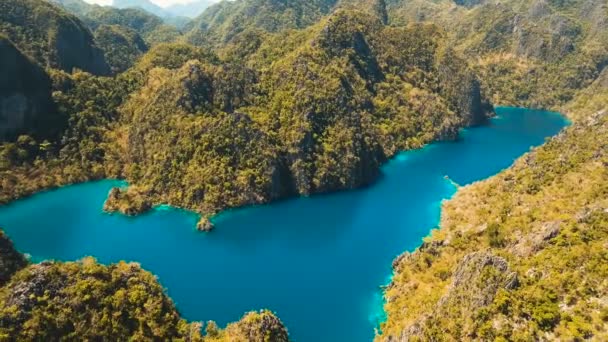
[0,107,568,341]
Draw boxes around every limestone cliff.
[0,36,62,141]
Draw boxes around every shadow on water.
[0,107,568,342]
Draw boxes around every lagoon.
[0,107,568,341]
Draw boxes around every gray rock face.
[442,252,519,309]
[511,221,561,257]
[0,37,62,141]
[396,252,518,341]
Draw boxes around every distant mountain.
[165,0,215,18]
[112,0,212,19]
[112,0,165,17]
[186,0,339,44]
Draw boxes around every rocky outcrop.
[440,252,519,309]
[218,310,290,342]
[0,229,292,340]
[437,49,493,126]
[511,221,561,257]
[395,252,518,341]
[197,216,215,232]
[0,37,62,141]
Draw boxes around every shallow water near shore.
[0,107,568,341]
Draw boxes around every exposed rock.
[398,252,518,341]
[0,36,62,141]
[528,0,550,19]
[197,216,215,232]
[440,252,518,309]
[391,252,410,270]
[511,221,561,257]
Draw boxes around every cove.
[0,107,567,342]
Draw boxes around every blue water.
[0,107,567,341]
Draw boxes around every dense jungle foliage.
[1,0,608,340]
[0,228,289,341]
[0,0,492,222]
[0,0,109,74]
[378,84,608,341]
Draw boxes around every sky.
[83,0,218,8]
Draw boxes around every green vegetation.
[2,0,608,340]
[0,228,289,340]
[185,0,338,45]
[0,1,491,217]
[82,6,182,45]
[378,85,608,341]
[52,0,184,45]
[94,25,148,74]
[0,231,27,286]
[0,0,109,74]
[104,9,490,216]
[375,2,608,339]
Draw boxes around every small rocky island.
[197,216,215,232]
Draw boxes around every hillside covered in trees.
[1,0,608,340]
[378,78,608,342]
[0,228,289,341]
[0,0,492,228]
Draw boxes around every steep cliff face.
[0,0,109,75]
[0,37,63,141]
[112,60,289,215]
[101,9,489,217]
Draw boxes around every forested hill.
[0,0,109,74]
[0,0,492,227]
[0,227,290,341]
[0,0,608,340]
[379,77,608,342]
[185,0,340,45]
[385,0,608,108]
